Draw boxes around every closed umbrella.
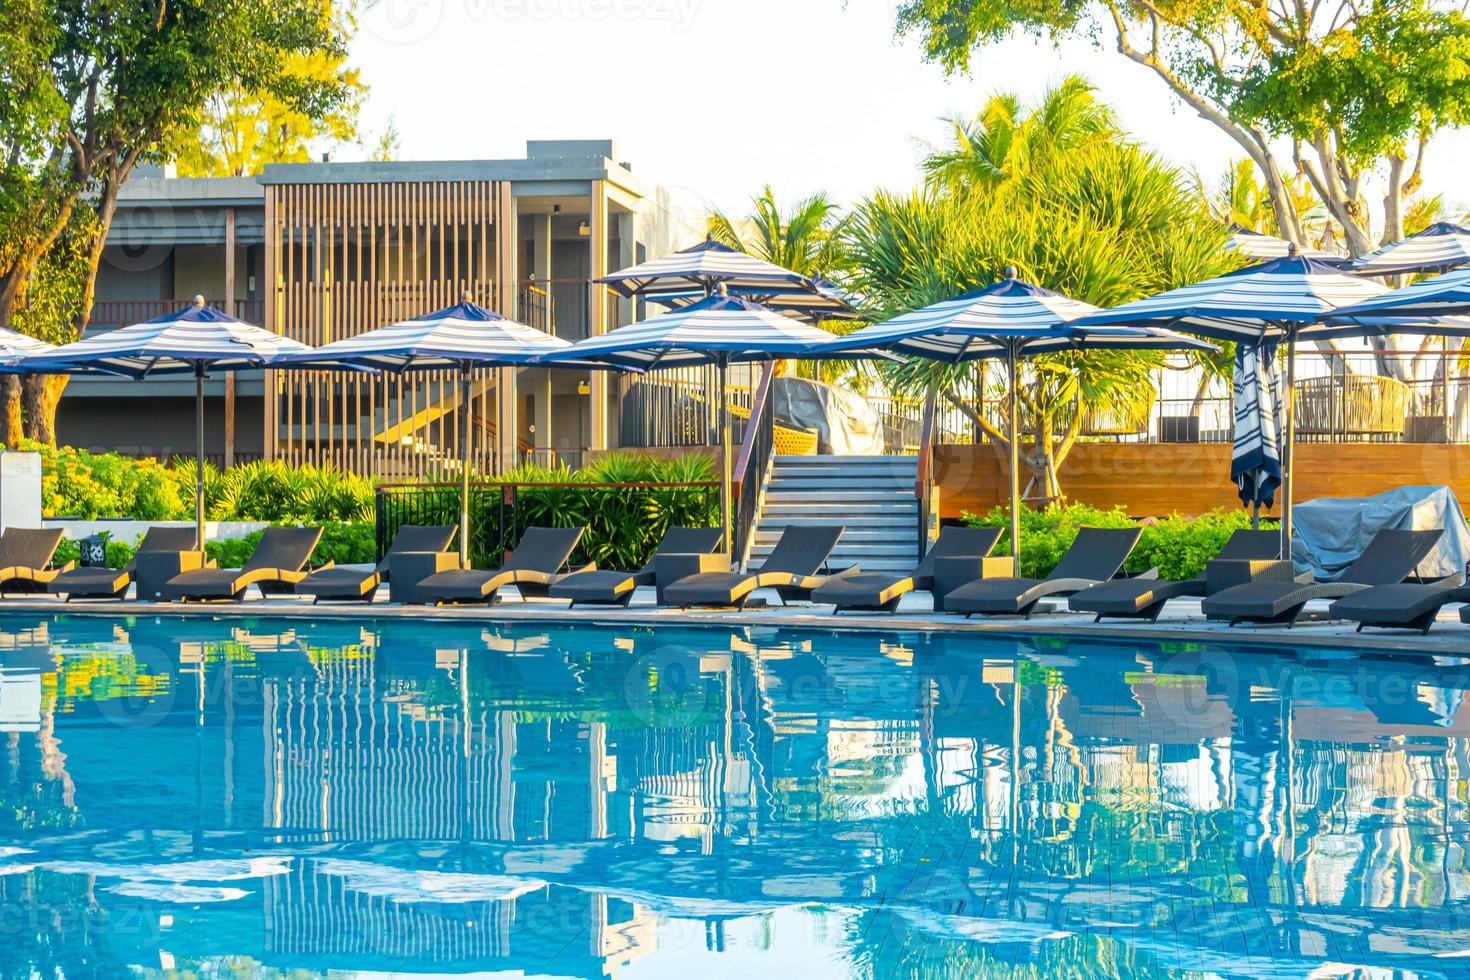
[274,293,599,563]
[1231,341,1284,527]
[809,270,1215,558]
[539,290,881,555]
[1075,250,1395,550]
[1350,222,1470,277]
[23,296,310,549]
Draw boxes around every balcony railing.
[87,298,266,334]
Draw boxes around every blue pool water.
[0,614,1468,977]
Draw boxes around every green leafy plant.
[962,504,1277,580]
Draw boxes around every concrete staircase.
[748,455,919,575]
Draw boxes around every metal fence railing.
[375,480,719,570]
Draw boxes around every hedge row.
[961,504,1277,580]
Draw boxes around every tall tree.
[893,0,1470,255]
[0,0,356,443]
[844,83,1241,500]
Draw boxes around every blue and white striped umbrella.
[541,292,878,556]
[1074,253,1390,343]
[1322,266,1470,328]
[598,238,815,299]
[273,295,579,371]
[644,276,859,323]
[808,273,1215,558]
[810,276,1214,362]
[1350,222,1470,277]
[0,328,57,372]
[1231,341,1284,516]
[22,297,312,550]
[24,295,309,378]
[275,294,604,563]
[1226,225,1341,263]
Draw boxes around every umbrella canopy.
[1226,225,1341,263]
[1231,341,1284,517]
[0,328,58,371]
[275,294,599,563]
[1321,266,1470,327]
[809,273,1217,558]
[597,238,813,299]
[273,296,579,371]
[642,276,859,324]
[811,277,1213,362]
[541,292,876,557]
[24,296,307,378]
[22,297,311,550]
[1350,222,1470,277]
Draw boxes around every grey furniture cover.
[1291,485,1469,580]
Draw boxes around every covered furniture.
[164,527,324,602]
[814,526,1003,614]
[549,526,722,607]
[943,527,1144,619]
[411,526,589,605]
[1202,528,1443,627]
[297,524,456,603]
[0,528,70,595]
[1069,529,1282,622]
[662,525,850,609]
[48,526,197,600]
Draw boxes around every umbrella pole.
[719,359,731,561]
[460,365,472,566]
[1281,334,1297,559]
[1006,346,1021,562]
[195,365,206,551]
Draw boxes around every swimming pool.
[0,613,1466,977]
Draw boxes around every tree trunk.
[1,377,23,447]
[21,375,67,446]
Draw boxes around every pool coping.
[0,595,1465,658]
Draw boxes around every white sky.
[350,0,1468,224]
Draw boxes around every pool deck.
[3,587,1468,657]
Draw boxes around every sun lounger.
[1201,528,1443,627]
[296,524,457,603]
[549,526,723,607]
[410,526,589,605]
[47,526,197,600]
[812,526,1004,614]
[163,526,324,601]
[661,525,850,609]
[1068,529,1283,622]
[0,528,71,595]
[942,527,1144,619]
[1325,577,1470,635]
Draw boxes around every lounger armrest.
[824,564,862,578]
[563,561,597,576]
[307,560,336,573]
[48,560,76,574]
[1122,568,1159,580]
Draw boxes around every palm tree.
[845,99,1241,503]
[923,75,1117,195]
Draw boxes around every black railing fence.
[376,480,719,571]
[732,367,777,566]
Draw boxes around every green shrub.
[961,504,1277,580]
[204,521,377,569]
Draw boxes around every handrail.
[731,363,777,566]
[914,384,939,559]
[377,480,718,491]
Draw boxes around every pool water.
[0,614,1467,978]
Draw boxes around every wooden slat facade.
[935,442,1470,519]
[263,179,502,479]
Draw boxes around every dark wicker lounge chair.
[662,525,850,609]
[812,526,1003,614]
[163,526,324,602]
[1201,528,1443,627]
[0,528,70,595]
[296,524,457,603]
[548,526,722,607]
[1325,577,1469,635]
[943,527,1144,619]
[1068,529,1283,622]
[410,526,589,605]
[47,526,196,600]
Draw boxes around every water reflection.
[0,615,1468,977]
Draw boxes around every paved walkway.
[6,586,1469,656]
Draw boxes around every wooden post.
[587,180,609,452]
